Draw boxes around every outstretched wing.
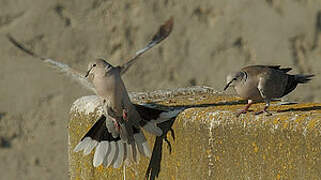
[6,34,96,93]
[7,17,174,88]
[134,104,183,136]
[120,17,174,75]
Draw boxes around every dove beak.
[224,80,234,91]
[85,67,93,78]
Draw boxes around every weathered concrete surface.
[69,87,321,179]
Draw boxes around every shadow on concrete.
[145,117,176,180]
[277,105,321,113]
[147,100,255,110]
[144,101,321,179]
[144,100,250,180]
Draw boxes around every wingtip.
[151,16,174,43]
[163,16,174,33]
[161,16,174,37]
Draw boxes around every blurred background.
[1,0,321,179]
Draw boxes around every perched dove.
[8,18,181,168]
[224,65,314,116]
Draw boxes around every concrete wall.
[68,87,321,179]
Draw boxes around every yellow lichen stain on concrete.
[252,142,259,153]
[283,121,289,129]
[215,155,220,161]
[277,115,289,122]
[307,118,318,130]
[96,165,104,173]
[206,149,211,155]
[295,114,306,124]
[273,118,280,125]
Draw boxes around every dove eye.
[92,64,96,67]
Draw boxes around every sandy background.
[1,0,321,179]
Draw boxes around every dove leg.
[123,109,128,121]
[255,100,272,116]
[255,81,273,115]
[236,99,253,117]
[113,120,121,132]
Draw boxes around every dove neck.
[94,71,131,114]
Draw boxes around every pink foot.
[113,120,120,132]
[254,106,272,116]
[122,109,128,121]
[236,100,253,117]
[254,110,272,116]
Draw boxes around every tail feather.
[74,137,93,152]
[142,122,163,136]
[125,144,133,164]
[113,142,124,168]
[93,141,109,167]
[134,104,183,136]
[134,132,152,158]
[153,109,183,123]
[141,141,152,157]
[295,74,315,83]
[83,140,98,155]
[141,109,182,136]
[109,143,119,168]
[74,107,183,169]
[103,141,116,167]
[283,74,314,96]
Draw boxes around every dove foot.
[254,111,272,116]
[254,106,272,116]
[113,120,121,132]
[122,109,128,121]
[236,100,253,117]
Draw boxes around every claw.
[164,136,172,153]
[254,110,272,116]
[254,104,272,116]
[169,128,175,141]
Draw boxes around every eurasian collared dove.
[8,18,181,168]
[73,18,182,168]
[224,65,314,116]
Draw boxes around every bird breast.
[234,79,263,100]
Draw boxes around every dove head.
[224,71,247,91]
[85,58,114,79]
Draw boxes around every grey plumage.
[7,34,96,93]
[86,59,144,143]
[84,17,174,145]
[78,56,181,167]
[224,65,314,116]
[8,17,179,169]
[74,18,179,168]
